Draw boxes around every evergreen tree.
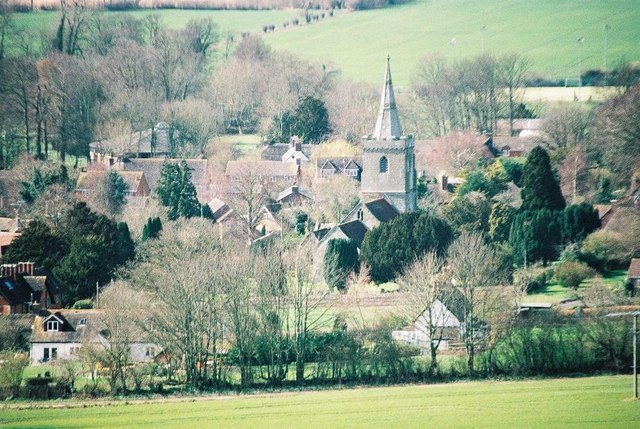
[291,96,330,144]
[323,239,359,291]
[509,209,562,266]
[488,202,516,242]
[521,146,566,211]
[102,171,129,215]
[361,211,453,283]
[142,217,163,241]
[561,203,601,243]
[156,160,205,220]
[2,220,67,269]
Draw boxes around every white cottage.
[30,310,160,365]
[392,299,462,352]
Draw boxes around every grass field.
[266,0,640,86]
[9,1,640,86]
[1,375,638,428]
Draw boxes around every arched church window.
[379,156,388,173]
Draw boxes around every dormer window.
[79,319,86,326]
[46,320,59,331]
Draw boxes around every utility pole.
[603,24,611,83]
[577,36,585,100]
[480,26,487,54]
[634,313,638,399]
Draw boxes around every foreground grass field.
[1,375,638,428]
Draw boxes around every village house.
[628,258,640,294]
[260,136,314,163]
[315,157,363,180]
[0,262,64,315]
[76,170,151,199]
[30,309,161,365]
[89,122,175,164]
[391,299,462,352]
[0,216,22,257]
[225,159,300,188]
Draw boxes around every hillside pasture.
[8,1,640,86]
[1,375,637,428]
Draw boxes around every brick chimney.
[1,263,18,279]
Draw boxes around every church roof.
[373,57,403,140]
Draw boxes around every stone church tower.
[361,58,417,213]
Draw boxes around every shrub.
[581,230,630,270]
[514,265,553,294]
[554,261,594,289]
[0,351,29,399]
[72,299,93,309]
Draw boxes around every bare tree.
[446,231,508,373]
[286,244,331,383]
[130,219,225,388]
[500,53,530,136]
[542,104,592,150]
[398,251,448,374]
[99,280,148,393]
[312,174,359,224]
[228,166,269,237]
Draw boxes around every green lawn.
[1,375,638,428]
[525,269,629,304]
[217,133,262,156]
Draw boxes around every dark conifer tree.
[521,146,565,211]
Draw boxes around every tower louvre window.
[379,156,388,173]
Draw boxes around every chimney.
[25,262,35,276]
[14,215,21,233]
[1,263,18,279]
[440,171,448,192]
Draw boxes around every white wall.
[31,342,81,365]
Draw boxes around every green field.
[1,375,638,428]
[9,1,640,86]
[267,0,640,86]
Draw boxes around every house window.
[46,320,59,331]
[43,348,50,362]
[379,156,388,173]
[269,176,276,183]
[322,169,333,177]
[346,169,358,177]
[145,347,155,357]
[51,348,57,360]
[357,209,364,221]
[231,175,240,182]
[79,319,86,326]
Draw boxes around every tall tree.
[446,232,507,373]
[323,238,359,291]
[520,146,565,211]
[398,251,448,374]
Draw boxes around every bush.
[581,231,630,270]
[72,299,93,309]
[0,351,29,399]
[554,261,594,289]
[514,265,553,294]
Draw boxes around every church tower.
[361,57,417,213]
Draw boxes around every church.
[314,58,417,264]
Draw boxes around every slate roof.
[414,133,494,178]
[276,186,313,203]
[365,198,399,222]
[0,276,34,305]
[337,220,368,247]
[77,170,147,194]
[119,158,209,193]
[89,122,174,156]
[316,157,362,173]
[207,198,232,221]
[629,258,640,279]
[31,310,105,344]
[226,160,298,177]
[261,143,314,161]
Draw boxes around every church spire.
[373,56,403,140]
